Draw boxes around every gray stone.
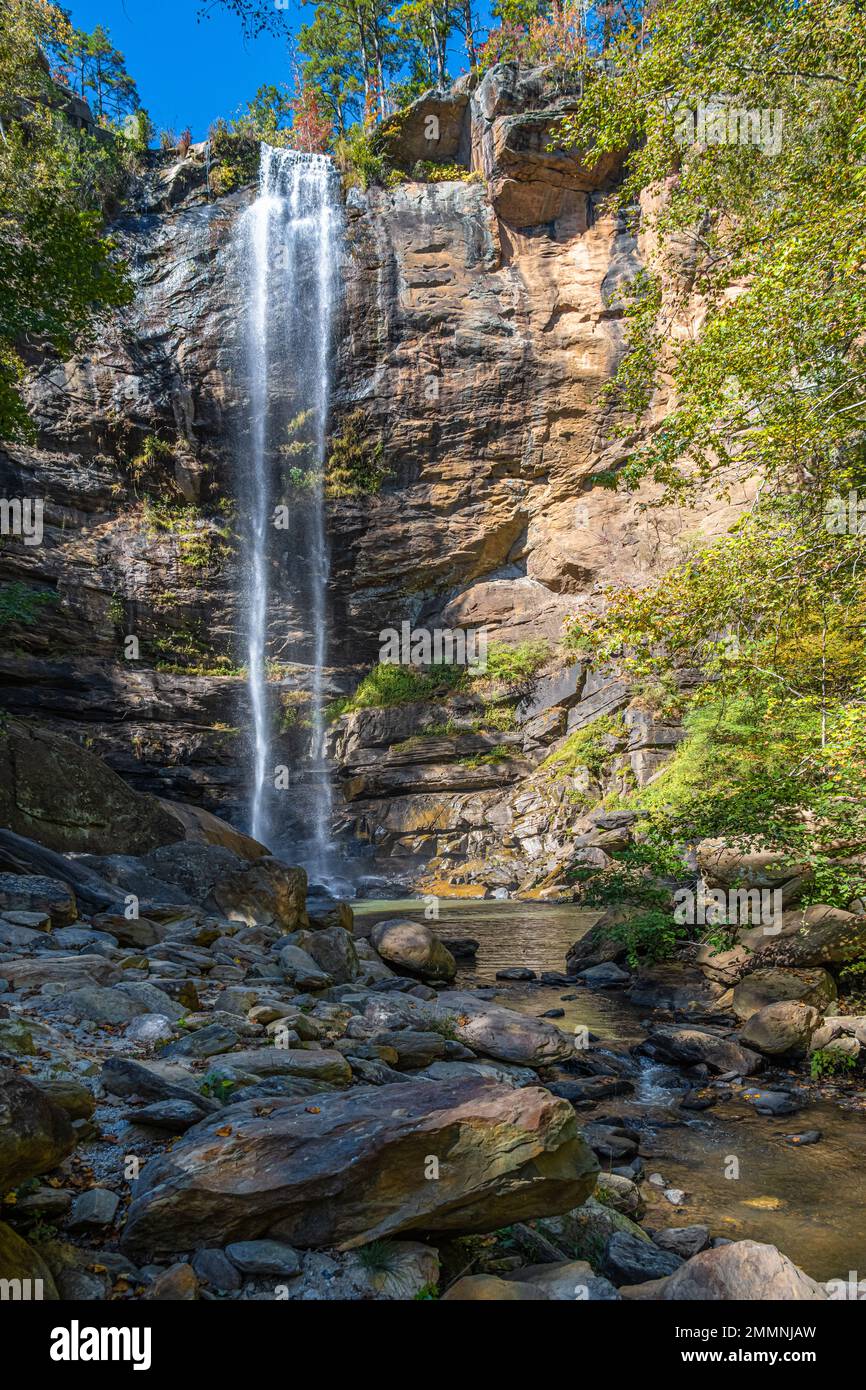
[225,1239,301,1277]
[68,1188,120,1229]
[604,1230,683,1285]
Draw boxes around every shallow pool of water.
[355,897,866,1281]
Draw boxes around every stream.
[354,898,866,1282]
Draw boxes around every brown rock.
[121,1078,599,1254]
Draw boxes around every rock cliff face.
[0,64,746,885]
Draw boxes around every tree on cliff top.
[0,0,135,441]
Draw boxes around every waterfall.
[237,144,340,880]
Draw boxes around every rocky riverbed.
[1,817,862,1302]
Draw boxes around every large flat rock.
[121,1077,598,1254]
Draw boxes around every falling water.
[237,144,340,879]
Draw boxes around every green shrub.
[326,410,389,497]
[0,582,58,629]
[810,1048,858,1080]
[334,127,389,190]
[607,909,689,969]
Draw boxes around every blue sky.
[66,0,495,142]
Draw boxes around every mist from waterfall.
[236,144,340,884]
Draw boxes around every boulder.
[0,1066,76,1192]
[501,1259,620,1300]
[638,1025,762,1075]
[358,987,575,1068]
[623,1239,826,1300]
[222,1048,352,1086]
[566,914,628,973]
[0,721,183,856]
[652,1226,711,1259]
[370,919,457,983]
[603,1230,683,1285]
[731,967,836,1020]
[442,1274,545,1301]
[277,943,333,991]
[121,1078,599,1253]
[0,874,77,926]
[57,986,149,1026]
[0,1220,58,1298]
[738,1002,822,1057]
[100,1058,217,1114]
[296,926,359,984]
[756,905,866,968]
[696,839,811,902]
[376,87,469,166]
[0,954,120,991]
[536,1196,651,1268]
[97,842,308,930]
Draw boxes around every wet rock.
[784,1130,822,1146]
[679,1088,717,1111]
[638,1025,762,1076]
[579,962,630,988]
[121,1078,599,1253]
[582,1122,638,1162]
[740,1086,803,1116]
[604,1230,683,1285]
[0,1066,76,1191]
[225,1239,301,1277]
[440,937,478,959]
[548,1076,634,1105]
[622,1239,827,1300]
[369,919,457,983]
[496,967,537,981]
[739,1001,821,1057]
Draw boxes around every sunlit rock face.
[0,65,747,870]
